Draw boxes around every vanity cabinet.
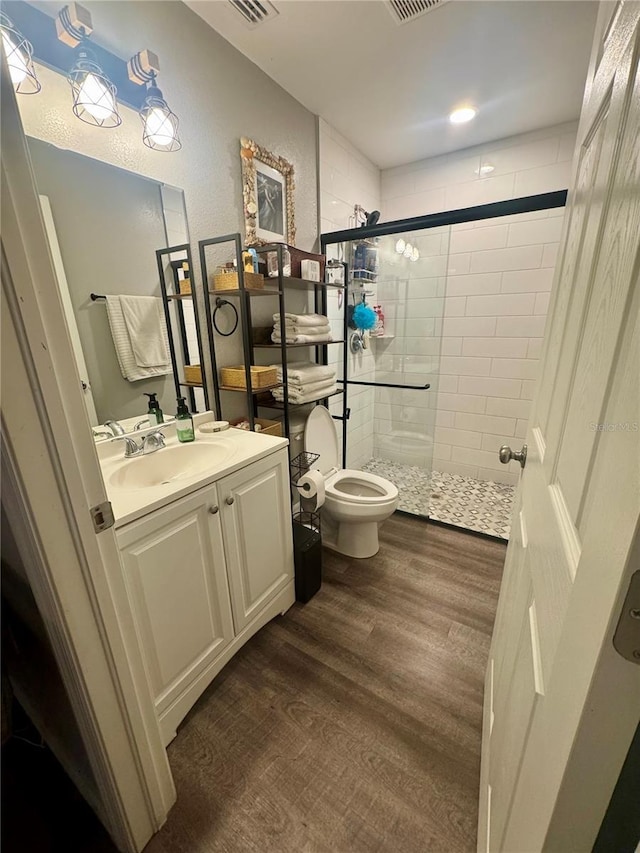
[116,448,294,744]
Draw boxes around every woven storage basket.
[210,271,264,292]
[220,365,278,389]
[178,279,192,295]
[184,364,202,384]
[229,417,282,437]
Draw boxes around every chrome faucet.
[104,420,126,436]
[113,431,166,459]
[114,436,143,458]
[142,431,166,454]
[134,418,150,431]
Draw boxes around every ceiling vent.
[386,0,449,25]
[228,0,279,27]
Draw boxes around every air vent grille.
[386,0,449,25]
[228,0,279,27]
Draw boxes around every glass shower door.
[338,224,449,518]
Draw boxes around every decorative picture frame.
[240,137,296,247]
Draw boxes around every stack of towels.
[272,362,337,405]
[272,312,332,344]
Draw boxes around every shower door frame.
[321,190,568,472]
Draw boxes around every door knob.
[499,444,527,469]
[225,496,235,505]
[208,505,219,514]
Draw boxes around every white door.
[479,4,640,851]
[220,450,294,632]
[38,194,99,426]
[117,484,235,716]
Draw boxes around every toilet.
[303,406,398,559]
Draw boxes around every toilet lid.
[304,406,339,475]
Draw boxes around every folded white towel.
[106,296,171,382]
[274,362,336,384]
[272,330,333,344]
[272,312,329,327]
[272,382,337,404]
[119,295,171,368]
[282,376,338,394]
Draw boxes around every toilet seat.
[326,469,398,504]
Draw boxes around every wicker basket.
[178,279,192,295]
[219,365,278,389]
[229,417,282,437]
[184,364,202,384]
[210,271,264,292]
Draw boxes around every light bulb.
[403,242,413,258]
[78,73,117,122]
[395,239,406,254]
[144,107,176,147]
[2,31,28,85]
[411,247,420,262]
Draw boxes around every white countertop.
[98,416,288,529]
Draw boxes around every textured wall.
[15,0,318,420]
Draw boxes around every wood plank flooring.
[146,516,506,853]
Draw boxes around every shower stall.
[321,190,567,537]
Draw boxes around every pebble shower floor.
[362,458,515,540]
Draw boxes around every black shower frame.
[320,190,568,468]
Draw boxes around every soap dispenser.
[175,397,195,443]
[144,393,164,426]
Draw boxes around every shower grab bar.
[337,379,430,391]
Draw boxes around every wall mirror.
[27,137,203,437]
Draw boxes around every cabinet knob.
[208,505,219,514]
[225,496,235,506]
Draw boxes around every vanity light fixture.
[411,247,420,262]
[403,242,413,259]
[395,238,406,254]
[140,75,181,151]
[449,106,477,124]
[128,50,181,152]
[0,13,41,94]
[58,4,122,127]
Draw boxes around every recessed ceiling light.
[450,106,477,124]
[476,163,495,177]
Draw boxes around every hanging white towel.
[105,296,172,382]
[120,295,171,368]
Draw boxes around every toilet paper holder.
[290,451,320,488]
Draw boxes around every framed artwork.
[240,137,296,246]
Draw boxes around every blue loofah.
[353,303,377,331]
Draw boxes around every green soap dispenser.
[175,397,195,443]
[144,393,164,426]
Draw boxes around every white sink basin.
[109,441,237,491]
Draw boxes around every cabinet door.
[117,484,234,714]
[219,450,294,632]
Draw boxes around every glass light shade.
[68,54,121,128]
[403,242,413,258]
[141,86,181,152]
[0,16,41,94]
[411,247,420,262]
[395,238,406,254]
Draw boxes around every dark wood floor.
[146,516,506,853]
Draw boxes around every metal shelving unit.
[155,243,209,413]
[196,235,348,445]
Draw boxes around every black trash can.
[292,511,322,603]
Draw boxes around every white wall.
[15,0,318,423]
[318,119,381,469]
[380,122,576,484]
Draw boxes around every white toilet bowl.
[304,407,398,559]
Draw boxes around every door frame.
[1,65,175,851]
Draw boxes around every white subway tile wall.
[379,122,576,485]
[319,118,382,468]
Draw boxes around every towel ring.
[213,297,238,337]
